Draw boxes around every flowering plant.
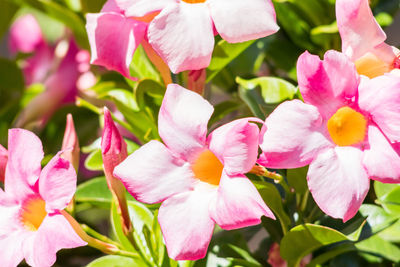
[0,0,400,266]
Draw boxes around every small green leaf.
[379,187,400,214]
[356,235,400,262]
[75,177,112,205]
[253,180,291,232]
[358,204,398,235]
[86,255,145,267]
[207,39,255,83]
[374,181,400,200]
[287,166,308,195]
[280,224,349,265]
[236,76,297,104]
[84,149,103,171]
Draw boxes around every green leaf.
[358,204,398,235]
[379,187,400,214]
[356,235,400,262]
[86,255,145,267]
[374,181,400,199]
[75,177,112,206]
[286,166,308,195]
[378,220,400,243]
[280,224,349,265]
[130,45,162,83]
[253,180,291,232]
[85,149,103,171]
[0,58,25,115]
[236,76,297,104]
[206,39,255,83]
[80,0,107,13]
[0,1,18,38]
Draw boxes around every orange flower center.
[133,12,160,23]
[182,0,207,3]
[20,197,47,231]
[327,107,367,146]
[355,52,392,78]
[191,149,223,186]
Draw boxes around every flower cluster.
[1,0,400,266]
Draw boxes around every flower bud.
[62,114,80,171]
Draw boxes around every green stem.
[81,224,121,248]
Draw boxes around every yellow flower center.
[355,52,392,79]
[182,0,206,3]
[191,149,223,186]
[20,197,47,231]
[327,107,367,146]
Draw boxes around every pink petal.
[39,153,77,213]
[114,140,195,204]
[336,0,386,61]
[148,2,215,73]
[0,231,26,267]
[358,74,400,142]
[208,0,279,43]
[22,42,54,86]
[259,100,332,169]
[158,84,213,160]
[363,125,400,183]
[8,14,44,55]
[208,118,261,175]
[115,0,174,17]
[158,186,216,260]
[0,203,21,235]
[30,214,86,267]
[102,0,123,12]
[86,12,146,79]
[62,114,80,170]
[210,172,274,230]
[0,145,7,183]
[5,129,44,196]
[297,50,359,118]
[308,147,369,222]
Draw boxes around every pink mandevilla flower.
[113,84,275,260]
[259,50,400,221]
[87,0,279,75]
[0,129,86,267]
[336,0,400,78]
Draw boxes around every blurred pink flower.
[259,50,400,221]
[114,84,275,260]
[0,144,7,182]
[336,0,400,78]
[9,14,96,128]
[0,129,86,267]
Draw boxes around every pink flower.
[114,84,275,260]
[336,0,400,78]
[62,114,80,171]
[0,144,7,182]
[87,0,278,75]
[0,129,86,267]
[9,15,96,128]
[259,50,400,221]
[85,0,147,79]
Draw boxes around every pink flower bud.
[62,114,80,171]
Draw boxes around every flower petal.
[308,147,369,222]
[208,0,278,43]
[86,12,146,79]
[210,172,274,230]
[115,0,174,17]
[0,231,26,267]
[30,214,86,267]
[0,145,7,183]
[114,140,195,204]
[363,125,400,183]
[297,50,359,118]
[259,100,332,169]
[208,118,261,175]
[39,153,77,213]
[8,14,43,54]
[158,185,216,260]
[158,84,213,160]
[5,129,43,197]
[358,74,400,142]
[336,0,386,61]
[148,2,214,73]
